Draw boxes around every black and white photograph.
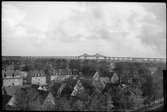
[1,1,166,111]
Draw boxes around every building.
[2,87,12,110]
[110,73,119,84]
[31,70,47,85]
[92,72,106,93]
[71,80,85,96]
[2,70,23,87]
[28,90,55,110]
[50,69,73,81]
[42,92,55,107]
[7,95,17,107]
[72,69,79,75]
[50,69,59,81]
[93,71,100,81]
[52,75,71,82]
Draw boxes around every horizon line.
[2,55,166,59]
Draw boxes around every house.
[52,75,71,82]
[2,70,23,87]
[57,83,67,97]
[50,69,73,81]
[2,87,12,110]
[28,90,55,110]
[58,69,72,75]
[50,69,59,80]
[92,72,106,93]
[56,78,77,97]
[30,70,47,85]
[72,69,79,75]
[4,86,21,96]
[79,78,96,96]
[5,65,14,70]
[7,95,17,107]
[93,71,108,86]
[110,72,119,84]
[42,92,56,109]
[93,71,100,81]
[71,80,85,96]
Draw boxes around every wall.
[3,78,23,86]
[32,77,46,85]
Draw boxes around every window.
[12,73,14,77]
[4,73,6,78]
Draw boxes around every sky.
[2,2,166,58]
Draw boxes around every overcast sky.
[2,2,166,58]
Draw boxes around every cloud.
[2,2,166,57]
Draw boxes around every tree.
[88,93,107,111]
[14,86,41,110]
[69,60,81,70]
[104,93,114,111]
[62,99,72,111]
[151,68,164,100]
[49,82,62,97]
[15,88,29,110]
[72,99,85,111]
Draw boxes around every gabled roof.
[111,73,119,84]
[38,90,49,105]
[93,72,100,81]
[43,92,55,105]
[2,95,12,106]
[7,95,17,106]
[57,83,67,96]
[71,80,85,96]
[38,86,43,90]
[79,79,95,95]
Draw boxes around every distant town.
[2,53,166,111]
